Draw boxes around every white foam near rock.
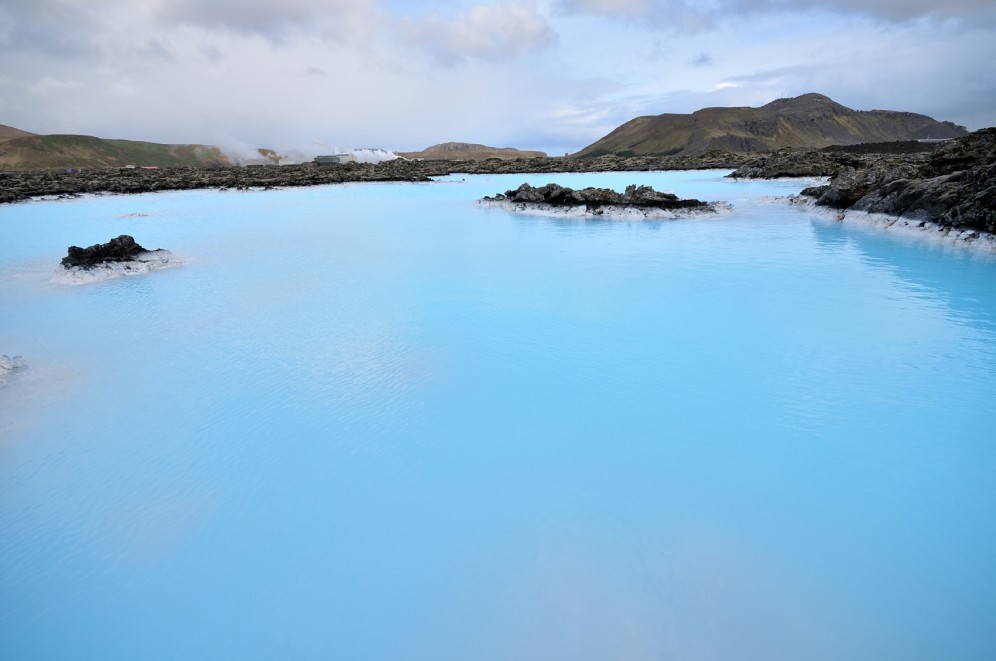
[782,196,996,254]
[51,249,182,285]
[1,354,25,375]
[476,199,733,220]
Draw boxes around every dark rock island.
[56,235,180,284]
[480,183,722,217]
[62,234,150,268]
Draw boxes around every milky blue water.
[2,170,995,660]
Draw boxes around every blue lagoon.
[2,170,995,659]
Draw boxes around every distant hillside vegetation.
[0,132,231,170]
[575,93,968,157]
[0,123,36,142]
[399,142,547,161]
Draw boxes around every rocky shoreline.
[0,152,749,204]
[730,129,995,235]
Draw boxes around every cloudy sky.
[1,0,994,156]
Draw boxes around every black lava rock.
[483,183,712,212]
[61,235,147,269]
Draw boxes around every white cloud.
[155,0,386,45]
[29,76,82,96]
[566,0,652,16]
[110,80,137,97]
[398,2,555,64]
[555,0,717,31]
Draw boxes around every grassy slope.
[398,142,547,161]
[576,94,968,157]
[0,134,231,170]
[0,123,37,142]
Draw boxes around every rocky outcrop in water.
[799,129,996,233]
[480,183,720,217]
[56,235,180,284]
[725,130,996,235]
[62,234,148,268]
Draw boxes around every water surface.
[2,171,995,659]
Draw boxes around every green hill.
[575,93,968,157]
[0,133,231,170]
[398,142,547,161]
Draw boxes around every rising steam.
[218,139,401,165]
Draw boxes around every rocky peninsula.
[729,129,995,236]
[479,183,721,218]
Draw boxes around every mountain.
[574,93,969,158]
[0,130,231,170]
[0,123,36,142]
[398,142,547,161]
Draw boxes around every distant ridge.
[575,93,969,157]
[0,123,36,142]
[399,142,547,161]
[0,127,231,170]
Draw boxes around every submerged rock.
[56,234,180,284]
[1,354,25,372]
[479,183,722,217]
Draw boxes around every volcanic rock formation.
[56,235,180,284]
[480,183,721,217]
[800,128,996,234]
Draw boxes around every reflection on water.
[1,172,995,660]
[811,219,996,331]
